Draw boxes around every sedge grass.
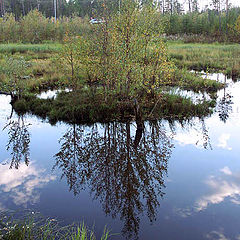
[0,212,112,240]
[166,41,240,78]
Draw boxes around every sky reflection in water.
[1,74,240,239]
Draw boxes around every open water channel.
[0,73,240,240]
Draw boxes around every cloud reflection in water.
[0,162,56,208]
[195,167,240,212]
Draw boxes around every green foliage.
[78,0,176,99]
[20,10,50,43]
[163,7,240,42]
[59,34,91,90]
[0,56,31,98]
[0,13,19,42]
[0,10,92,44]
[235,15,240,34]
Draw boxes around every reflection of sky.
[206,230,230,240]
[0,162,56,209]
[1,73,240,239]
[155,75,240,240]
[36,88,71,99]
[195,167,240,211]
[0,95,12,121]
[173,77,240,151]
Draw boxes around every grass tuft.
[0,212,111,240]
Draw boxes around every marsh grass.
[0,41,227,124]
[172,69,224,92]
[0,212,111,240]
[0,41,229,97]
[0,43,61,54]
[167,41,240,78]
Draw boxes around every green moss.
[12,90,215,124]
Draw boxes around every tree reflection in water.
[218,76,233,123]
[3,115,31,169]
[54,121,174,239]
[218,92,233,123]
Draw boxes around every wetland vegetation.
[0,0,240,239]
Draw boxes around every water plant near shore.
[0,212,111,240]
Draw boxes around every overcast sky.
[179,0,240,10]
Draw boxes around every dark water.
[1,73,240,240]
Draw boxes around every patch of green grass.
[0,213,111,240]
[166,41,240,78]
[172,69,224,92]
[12,89,215,124]
[148,93,215,119]
[0,43,61,54]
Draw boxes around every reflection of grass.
[0,212,111,240]
[167,41,240,78]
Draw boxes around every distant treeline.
[163,7,240,42]
[0,10,91,43]
[0,1,239,43]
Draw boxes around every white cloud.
[174,129,204,148]
[174,207,193,218]
[217,134,232,151]
[206,230,230,240]
[0,162,56,207]
[195,168,240,212]
[220,166,232,176]
[235,234,240,240]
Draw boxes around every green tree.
[87,0,175,99]
[59,34,90,91]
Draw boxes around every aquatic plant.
[0,212,111,240]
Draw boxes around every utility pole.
[37,0,40,11]
[54,0,57,22]
[21,0,25,15]
[189,0,191,12]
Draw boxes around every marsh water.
[1,73,240,240]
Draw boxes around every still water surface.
[0,74,240,240]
